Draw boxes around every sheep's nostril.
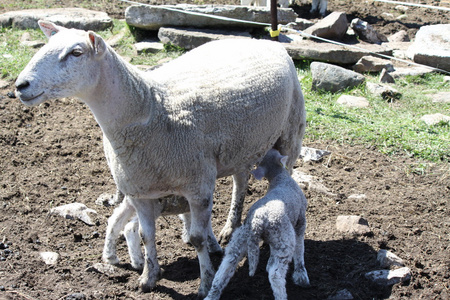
[16,80,30,91]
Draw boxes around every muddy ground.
[0,0,449,299]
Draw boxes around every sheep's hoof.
[218,226,233,244]
[292,271,310,288]
[103,254,120,266]
[138,277,157,293]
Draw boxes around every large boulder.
[311,62,365,92]
[407,24,450,72]
[0,8,113,31]
[126,4,298,30]
[303,12,348,41]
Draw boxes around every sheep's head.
[15,20,107,106]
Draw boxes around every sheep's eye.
[71,49,83,57]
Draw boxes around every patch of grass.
[300,69,449,162]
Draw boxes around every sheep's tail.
[247,219,263,277]
[206,226,248,300]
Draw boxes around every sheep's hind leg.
[130,198,161,292]
[218,172,248,243]
[103,197,135,265]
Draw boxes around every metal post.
[270,0,278,41]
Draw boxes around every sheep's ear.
[88,31,107,58]
[251,167,265,181]
[38,20,63,39]
[280,155,289,169]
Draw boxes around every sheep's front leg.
[188,194,216,297]
[179,213,222,254]
[219,172,248,243]
[130,198,160,292]
[103,197,135,265]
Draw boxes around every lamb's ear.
[251,167,265,181]
[38,20,64,39]
[280,155,289,169]
[88,31,107,58]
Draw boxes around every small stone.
[365,267,411,286]
[377,249,405,268]
[420,113,450,126]
[50,202,97,226]
[366,82,401,101]
[379,68,395,84]
[7,91,16,98]
[65,292,86,300]
[348,194,366,200]
[337,95,370,108]
[40,251,59,265]
[427,91,450,103]
[300,146,331,162]
[327,288,354,300]
[336,215,371,235]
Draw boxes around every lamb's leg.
[219,172,248,243]
[103,197,135,265]
[292,218,310,287]
[130,198,160,292]
[179,213,222,254]
[266,224,295,300]
[205,226,247,300]
[186,192,216,297]
[123,216,144,270]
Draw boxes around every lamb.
[310,0,328,16]
[15,21,306,296]
[103,191,222,270]
[205,149,310,300]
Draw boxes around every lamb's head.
[251,149,289,181]
[15,21,107,106]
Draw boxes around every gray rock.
[303,12,348,40]
[377,249,405,268]
[420,113,450,126]
[350,18,388,44]
[300,146,331,162]
[285,39,392,65]
[388,30,410,42]
[158,27,251,50]
[365,267,411,286]
[327,289,354,300]
[337,95,369,108]
[65,293,86,300]
[353,56,394,74]
[336,215,371,235]
[50,203,97,226]
[286,18,315,31]
[292,170,337,198]
[348,194,367,200]
[379,68,395,83]
[390,66,434,78]
[366,82,401,101]
[407,24,450,71]
[86,263,130,280]
[428,91,450,103]
[0,8,112,31]
[135,41,165,54]
[311,62,365,93]
[126,4,297,31]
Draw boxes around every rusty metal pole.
[270,0,278,41]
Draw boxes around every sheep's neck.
[82,49,156,140]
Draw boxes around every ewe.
[206,149,310,300]
[15,21,306,296]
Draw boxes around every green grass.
[1,21,448,162]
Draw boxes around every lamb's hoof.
[292,270,310,288]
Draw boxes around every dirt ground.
[1,0,449,299]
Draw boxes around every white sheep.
[205,149,310,300]
[311,0,328,16]
[15,21,306,296]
